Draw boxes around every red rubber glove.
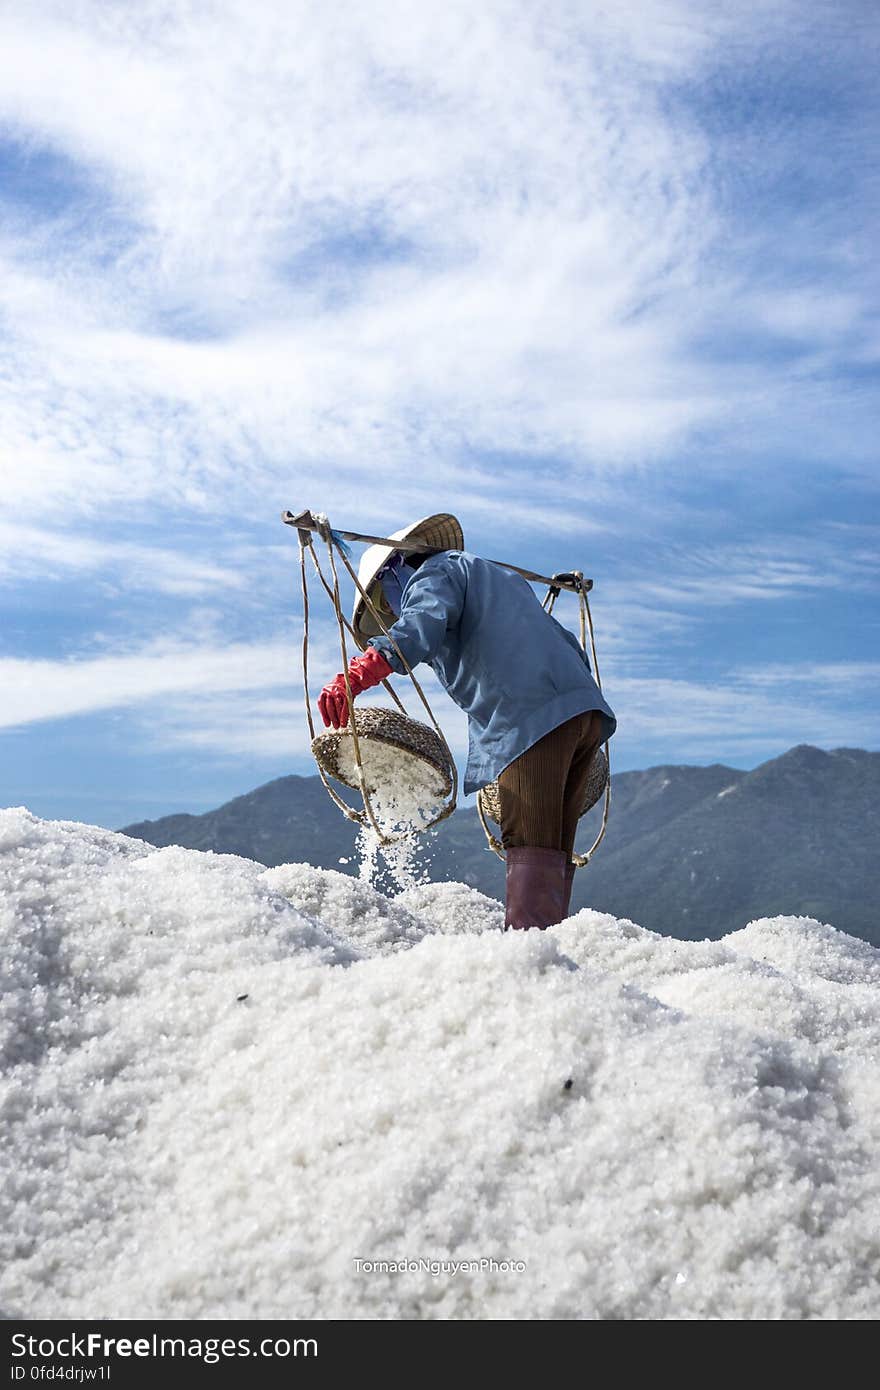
[318,646,394,729]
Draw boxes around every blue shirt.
[368,549,617,795]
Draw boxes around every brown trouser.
[498,711,604,858]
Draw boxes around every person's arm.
[317,558,465,729]
[369,556,467,673]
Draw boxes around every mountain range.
[122,744,879,945]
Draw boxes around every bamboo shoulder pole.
[282,509,592,594]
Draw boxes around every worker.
[318,514,617,930]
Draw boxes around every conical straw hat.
[351,513,464,645]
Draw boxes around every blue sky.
[1,0,877,829]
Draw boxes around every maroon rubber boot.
[561,860,576,920]
[504,846,569,931]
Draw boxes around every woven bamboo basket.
[312,706,454,798]
[479,744,609,826]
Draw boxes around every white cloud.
[0,0,876,799]
[4,620,874,769]
[0,0,732,528]
[728,661,880,690]
[0,2,713,276]
[0,521,250,594]
[116,655,880,766]
[0,640,298,729]
[0,0,871,552]
[610,535,880,609]
[147,681,472,763]
[608,663,880,757]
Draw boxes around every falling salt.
[332,735,447,892]
[355,823,429,893]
